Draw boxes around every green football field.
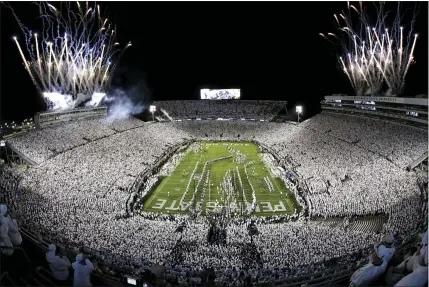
[143,141,300,216]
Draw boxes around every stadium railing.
[0,246,33,269]
[18,227,131,287]
[0,272,15,286]
[275,268,355,287]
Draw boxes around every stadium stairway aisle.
[311,215,387,234]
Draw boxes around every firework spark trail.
[6,1,131,110]
[320,2,419,96]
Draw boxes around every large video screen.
[200,89,240,100]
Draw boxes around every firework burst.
[7,1,131,110]
[320,2,419,97]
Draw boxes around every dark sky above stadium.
[0,1,427,122]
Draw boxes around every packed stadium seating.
[155,100,287,120]
[300,112,428,168]
[1,111,427,286]
[7,118,146,164]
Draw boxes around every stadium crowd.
[155,100,287,121]
[0,112,427,286]
[7,117,145,164]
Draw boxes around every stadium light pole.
[149,105,156,122]
[296,106,303,123]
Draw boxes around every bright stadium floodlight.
[296,105,303,123]
[149,105,156,122]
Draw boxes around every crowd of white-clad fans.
[155,100,287,121]
[0,112,427,286]
[299,112,428,168]
[7,118,146,164]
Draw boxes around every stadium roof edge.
[325,95,428,106]
[153,100,288,103]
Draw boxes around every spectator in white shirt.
[350,253,388,287]
[73,254,94,287]
[0,205,22,246]
[394,246,428,287]
[374,234,395,264]
[0,223,13,256]
[46,244,71,281]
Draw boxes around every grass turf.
[143,141,300,216]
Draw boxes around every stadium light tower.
[149,105,156,122]
[296,105,303,123]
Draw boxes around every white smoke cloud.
[43,92,107,111]
[86,92,107,107]
[43,92,74,110]
[104,88,144,121]
[75,93,91,107]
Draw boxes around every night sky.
[0,1,427,122]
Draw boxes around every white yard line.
[209,176,211,203]
[271,176,293,212]
[257,153,293,212]
[146,176,170,208]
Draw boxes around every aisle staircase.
[347,215,388,234]
[312,214,388,234]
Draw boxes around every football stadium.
[0,1,428,287]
